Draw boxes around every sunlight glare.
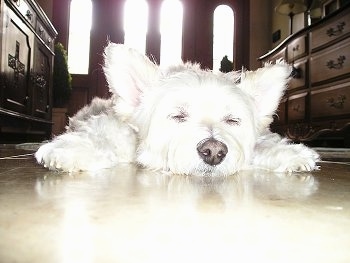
[213,5,234,72]
[160,0,183,67]
[124,0,148,54]
[67,0,92,74]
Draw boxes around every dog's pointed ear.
[238,62,291,126]
[103,42,158,106]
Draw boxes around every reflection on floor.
[0,145,349,263]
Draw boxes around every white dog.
[35,42,319,175]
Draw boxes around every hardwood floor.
[0,145,349,263]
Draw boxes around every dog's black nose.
[197,138,228,166]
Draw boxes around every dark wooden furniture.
[0,0,57,142]
[259,4,350,147]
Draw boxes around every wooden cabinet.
[0,0,57,142]
[259,4,350,147]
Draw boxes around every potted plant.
[53,42,72,107]
[219,55,234,73]
[52,42,72,135]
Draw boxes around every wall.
[271,0,307,49]
[36,0,53,20]
[36,0,251,70]
[249,1,272,70]
[249,0,309,68]
[37,0,252,115]
[38,0,306,112]
[182,0,250,70]
[35,0,308,71]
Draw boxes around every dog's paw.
[275,145,320,173]
[253,142,320,173]
[35,142,58,169]
[35,135,126,172]
[35,139,99,172]
[35,142,78,172]
[285,151,320,173]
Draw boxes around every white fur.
[35,42,320,175]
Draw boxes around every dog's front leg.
[35,114,136,172]
[252,132,320,173]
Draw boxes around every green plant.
[53,42,72,107]
[219,55,234,73]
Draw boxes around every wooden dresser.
[0,0,57,142]
[259,4,350,147]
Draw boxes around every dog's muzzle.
[197,138,228,166]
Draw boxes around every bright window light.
[123,0,148,54]
[213,5,234,72]
[67,0,92,74]
[160,0,183,67]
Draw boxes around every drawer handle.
[291,45,302,79]
[26,10,33,21]
[326,22,346,37]
[13,0,20,7]
[326,55,346,69]
[292,104,300,112]
[292,45,299,52]
[23,96,29,105]
[326,95,346,110]
[291,66,302,79]
[31,73,47,89]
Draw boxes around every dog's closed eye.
[223,115,241,126]
[169,109,189,123]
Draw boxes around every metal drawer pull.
[291,44,302,79]
[326,22,346,36]
[326,55,346,69]
[326,95,346,109]
[26,10,33,21]
[13,0,20,7]
[31,71,47,89]
[292,45,299,52]
[292,104,300,112]
[34,75,47,89]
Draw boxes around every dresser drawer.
[262,48,286,65]
[310,39,350,84]
[311,83,350,118]
[288,92,307,121]
[287,36,307,63]
[289,59,307,90]
[311,11,350,50]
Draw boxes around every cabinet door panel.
[32,41,51,119]
[3,10,33,114]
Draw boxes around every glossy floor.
[0,146,349,263]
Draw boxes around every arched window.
[67,0,92,74]
[213,5,234,72]
[123,0,148,54]
[160,0,183,67]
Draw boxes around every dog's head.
[104,43,291,176]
